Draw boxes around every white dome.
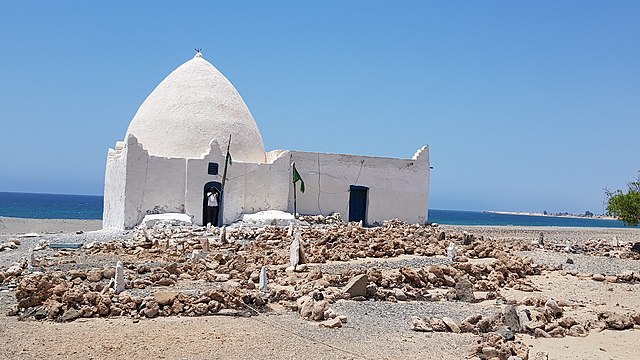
[125,52,266,162]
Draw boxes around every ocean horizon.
[0,191,103,220]
[0,191,635,229]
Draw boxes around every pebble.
[544,299,563,318]
[61,308,80,322]
[343,274,368,298]
[454,278,475,302]
[319,318,342,328]
[154,291,177,306]
[568,324,588,337]
[442,317,460,333]
[497,327,515,341]
[534,328,551,338]
[394,288,407,301]
[502,305,521,331]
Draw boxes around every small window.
[208,162,219,175]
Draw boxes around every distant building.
[103,52,430,229]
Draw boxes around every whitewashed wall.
[184,143,289,225]
[106,138,291,228]
[184,141,224,226]
[119,136,186,228]
[242,153,290,215]
[102,142,127,229]
[140,156,186,217]
[118,136,145,228]
[289,147,430,224]
[104,137,430,229]
[185,141,253,226]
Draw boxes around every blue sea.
[0,192,103,220]
[0,192,635,228]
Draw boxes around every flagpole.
[219,135,232,226]
[291,160,297,217]
[293,175,297,217]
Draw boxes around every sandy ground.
[524,330,639,360]
[442,224,640,244]
[0,218,639,359]
[0,216,102,235]
[501,271,640,359]
[0,309,474,360]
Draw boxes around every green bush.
[606,173,640,226]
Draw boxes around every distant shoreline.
[484,210,617,221]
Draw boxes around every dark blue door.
[348,185,368,225]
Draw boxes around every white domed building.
[103,52,430,229]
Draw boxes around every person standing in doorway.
[207,189,219,226]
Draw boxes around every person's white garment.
[207,192,218,207]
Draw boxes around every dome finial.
[194,48,203,58]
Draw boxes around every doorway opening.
[203,181,222,226]
[348,185,368,225]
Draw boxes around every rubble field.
[1,215,639,360]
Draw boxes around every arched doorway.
[203,181,222,226]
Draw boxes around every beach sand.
[442,224,640,244]
[0,216,102,235]
[0,219,639,359]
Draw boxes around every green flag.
[226,150,232,166]
[292,163,305,193]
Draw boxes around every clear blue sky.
[1,1,638,214]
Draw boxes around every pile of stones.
[0,257,28,284]
[0,238,21,252]
[544,237,640,260]
[411,296,640,360]
[295,291,348,328]
[10,271,265,322]
[320,254,542,303]
[0,219,543,324]
[298,212,344,225]
[2,218,638,337]
[117,219,539,268]
[561,269,640,284]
